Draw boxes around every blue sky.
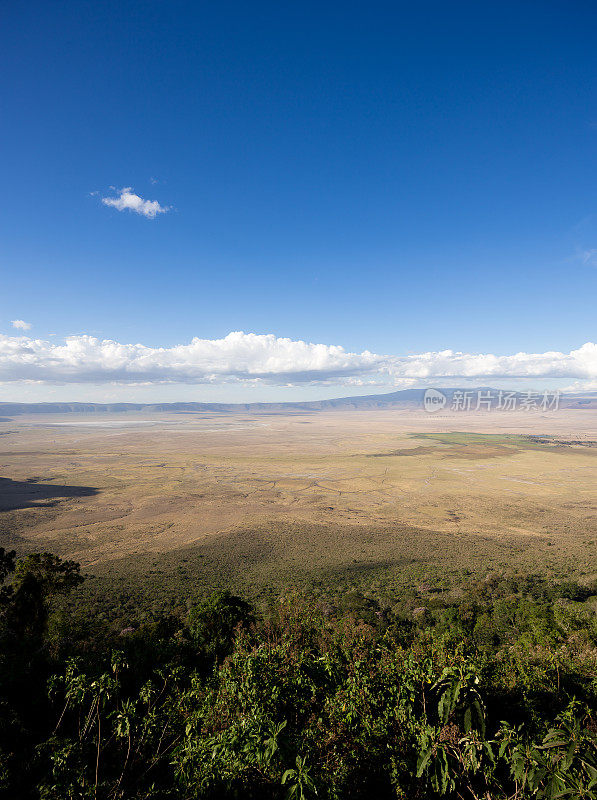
[1,1,596,401]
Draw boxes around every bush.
[1,552,597,798]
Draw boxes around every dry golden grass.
[1,408,596,589]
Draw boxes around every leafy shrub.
[0,552,596,798]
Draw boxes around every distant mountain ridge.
[1,388,596,415]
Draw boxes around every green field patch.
[402,431,573,459]
[365,431,570,460]
[410,432,537,446]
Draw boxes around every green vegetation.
[70,513,597,625]
[410,432,546,446]
[407,431,577,458]
[1,547,597,799]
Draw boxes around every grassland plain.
[0,408,596,609]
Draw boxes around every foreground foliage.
[0,548,596,798]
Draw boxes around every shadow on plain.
[0,477,98,511]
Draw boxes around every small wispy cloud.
[10,319,31,331]
[577,248,597,267]
[101,187,169,219]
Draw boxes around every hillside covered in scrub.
[1,548,596,799]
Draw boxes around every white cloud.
[562,378,597,392]
[0,332,596,388]
[579,248,597,267]
[582,247,597,267]
[384,343,597,381]
[101,187,169,218]
[570,247,597,268]
[10,319,31,331]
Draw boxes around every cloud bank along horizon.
[1,331,596,395]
